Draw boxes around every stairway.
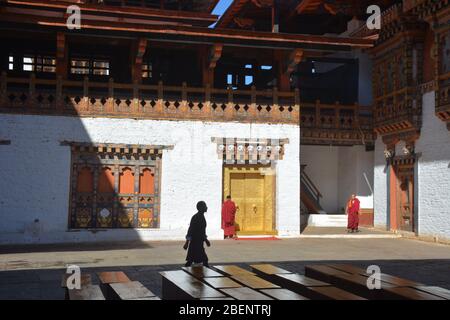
[301,165,326,214]
[306,214,347,227]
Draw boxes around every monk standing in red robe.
[221,195,236,239]
[346,194,360,233]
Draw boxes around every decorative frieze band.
[61,141,173,158]
[211,137,288,165]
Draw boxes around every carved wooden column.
[132,38,147,84]
[201,44,223,87]
[275,49,303,92]
[56,32,68,79]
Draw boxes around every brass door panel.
[224,166,275,235]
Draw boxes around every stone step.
[306,214,347,227]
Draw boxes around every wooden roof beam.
[0,11,374,50]
[295,0,323,14]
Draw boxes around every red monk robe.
[347,196,360,231]
[221,199,236,238]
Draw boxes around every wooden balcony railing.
[300,100,374,146]
[436,81,450,130]
[0,73,299,125]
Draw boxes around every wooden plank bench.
[202,277,242,289]
[414,286,450,300]
[328,264,424,287]
[160,270,226,300]
[109,281,160,300]
[97,271,131,299]
[250,264,292,276]
[270,273,355,299]
[260,289,309,300]
[68,284,105,300]
[182,266,223,278]
[211,265,255,276]
[326,272,398,299]
[308,286,367,300]
[273,272,365,300]
[250,264,293,283]
[61,273,92,300]
[382,287,446,300]
[220,287,273,300]
[327,264,367,275]
[231,275,280,290]
[305,265,353,283]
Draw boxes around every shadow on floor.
[0,241,154,254]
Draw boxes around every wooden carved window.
[69,145,161,229]
[71,58,110,76]
[23,54,56,73]
[142,62,153,78]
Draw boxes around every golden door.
[223,166,275,235]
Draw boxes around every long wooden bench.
[182,266,223,278]
[326,272,398,299]
[61,273,92,300]
[414,286,450,300]
[68,285,105,300]
[270,273,364,300]
[109,281,160,300]
[202,277,242,289]
[160,270,226,300]
[220,287,273,300]
[328,264,423,287]
[97,271,131,299]
[260,289,309,300]
[327,264,367,275]
[382,287,446,300]
[309,286,367,300]
[231,275,280,290]
[250,264,293,276]
[305,265,354,283]
[211,265,255,276]
[326,264,440,300]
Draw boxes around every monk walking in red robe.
[346,194,360,233]
[221,195,236,239]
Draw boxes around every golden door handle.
[252,204,257,213]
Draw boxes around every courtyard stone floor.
[1,228,450,299]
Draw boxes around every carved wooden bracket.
[135,38,147,67]
[132,38,147,83]
[233,17,255,29]
[251,0,273,8]
[285,49,303,75]
[208,44,223,69]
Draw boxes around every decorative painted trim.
[61,141,173,157]
[211,137,288,164]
